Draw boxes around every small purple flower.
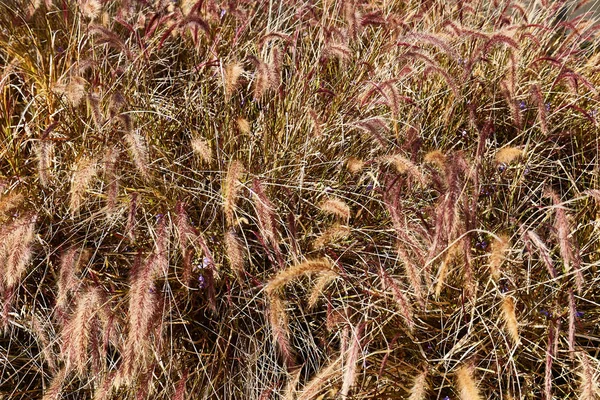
[475,240,488,251]
[56,45,64,54]
[523,167,530,175]
[203,256,211,268]
[198,275,206,288]
[220,9,226,18]
[540,309,550,317]
[576,311,584,318]
[519,101,526,110]
[545,102,551,112]
[443,397,451,400]
[365,183,373,191]
[498,162,507,172]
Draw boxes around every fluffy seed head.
[501,296,520,343]
[265,259,333,295]
[495,146,523,164]
[69,156,97,216]
[236,118,251,134]
[224,62,243,100]
[408,370,429,400]
[489,234,510,281]
[320,197,351,220]
[456,364,483,400]
[424,150,446,170]
[125,130,150,179]
[191,137,212,164]
[346,157,365,174]
[1,213,37,288]
[223,160,244,227]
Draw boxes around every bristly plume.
[456,364,483,400]
[408,370,429,400]
[265,259,333,295]
[34,140,54,187]
[87,92,104,129]
[172,369,189,400]
[424,150,446,171]
[125,130,150,180]
[223,61,244,100]
[0,213,37,289]
[380,266,414,330]
[346,157,365,174]
[307,270,338,309]
[383,153,427,186]
[489,234,510,281]
[577,353,600,400]
[501,295,520,344]
[236,118,251,135]
[191,137,212,164]
[224,230,245,282]
[69,156,97,216]
[267,294,293,366]
[126,192,139,242]
[31,314,57,372]
[297,355,342,400]
[435,243,461,298]
[80,0,102,20]
[42,366,67,400]
[103,146,120,215]
[396,242,425,307]
[61,286,101,376]
[341,323,363,399]
[355,117,389,147]
[313,223,350,249]
[495,147,523,165]
[56,247,86,313]
[545,189,583,292]
[531,83,548,134]
[569,288,576,356]
[0,190,23,218]
[320,197,351,221]
[252,179,282,258]
[253,60,270,100]
[223,160,244,227]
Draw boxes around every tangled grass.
[1,0,600,398]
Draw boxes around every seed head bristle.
[223,160,244,227]
[456,364,483,400]
[501,295,520,344]
[408,370,429,400]
[69,156,97,216]
[495,146,523,164]
[236,118,251,134]
[125,130,150,180]
[346,157,365,174]
[307,270,338,309]
[191,137,212,164]
[320,197,351,220]
[224,62,244,100]
[489,234,510,281]
[224,230,245,282]
[265,259,333,295]
[1,213,37,288]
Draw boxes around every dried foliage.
[1,0,600,399]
